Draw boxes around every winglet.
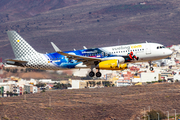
[83,46,87,49]
[51,42,61,52]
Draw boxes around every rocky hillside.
[0,0,180,61]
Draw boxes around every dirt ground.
[0,83,180,120]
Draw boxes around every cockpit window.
[157,46,165,49]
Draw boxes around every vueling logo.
[131,45,142,49]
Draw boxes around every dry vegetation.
[0,83,180,119]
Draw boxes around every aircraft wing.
[58,51,101,61]
[51,42,102,65]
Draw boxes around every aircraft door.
[146,43,151,54]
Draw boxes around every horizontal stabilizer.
[51,42,61,52]
[6,59,28,63]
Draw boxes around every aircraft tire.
[150,67,154,71]
[96,72,102,77]
[89,71,95,77]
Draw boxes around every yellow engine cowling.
[96,59,128,70]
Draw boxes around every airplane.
[6,31,173,77]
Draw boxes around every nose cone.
[167,49,173,56]
[163,49,173,57]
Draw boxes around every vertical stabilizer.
[7,31,38,58]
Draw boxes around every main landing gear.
[89,71,95,77]
[96,70,102,77]
[89,71,102,77]
[89,68,102,77]
[148,61,154,71]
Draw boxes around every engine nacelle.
[96,59,128,70]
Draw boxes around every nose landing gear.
[148,61,154,71]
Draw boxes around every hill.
[0,0,180,61]
[0,83,180,119]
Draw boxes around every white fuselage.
[100,43,172,63]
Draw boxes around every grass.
[14,116,19,119]
[106,4,158,13]
[46,107,52,110]
[165,95,170,98]
[2,116,9,120]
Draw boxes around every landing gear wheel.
[96,72,102,77]
[150,67,154,71]
[148,61,154,71]
[89,71,95,77]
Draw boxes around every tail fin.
[7,31,38,59]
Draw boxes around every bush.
[158,80,163,82]
[40,89,46,93]
[146,109,167,120]
[23,91,28,94]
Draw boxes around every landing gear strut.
[148,61,154,71]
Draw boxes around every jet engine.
[96,59,127,70]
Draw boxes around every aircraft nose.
[166,49,173,56]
